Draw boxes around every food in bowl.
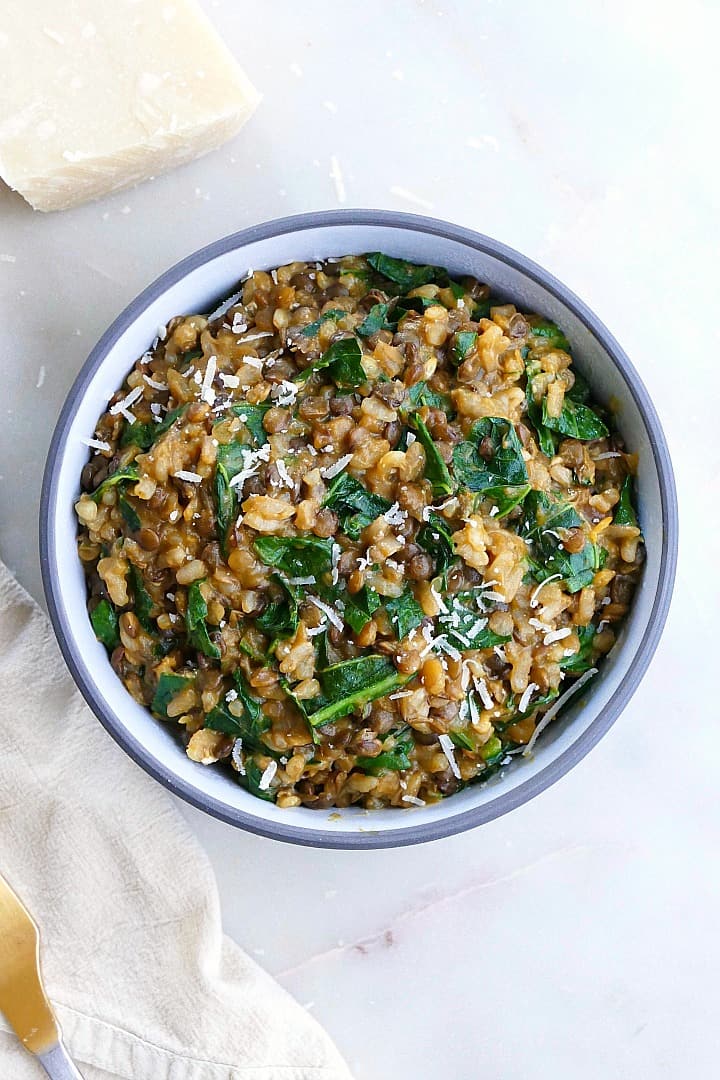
[74,253,644,810]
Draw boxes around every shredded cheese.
[320,453,354,480]
[81,436,111,452]
[543,627,573,646]
[258,759,277,790]
[523,668,598,756]
[518,682,539,714]
[438,734,461,779]
[173,470,203,483]
[308,595,344,631]
[530,574,563,608]
[200,357,217,405]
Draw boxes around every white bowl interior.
[47,222,664,839]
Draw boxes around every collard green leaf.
[449,728,476,752]
[206,671,270,750]
[366,252,451,291]
[301,309,347,337]
[90,465,139,503]
[151,672,193,717]
[243,758,277,802]
[473,297,493,319]
[541,395,609,441]
[522,492,603,593]
[253,535,333,579]
[452,417,530,516]
[614,475,638,528]
[128,563,154,632]
[302,656,407,728]
[90,599,119,650]
[411,415,454,497]
[185,580,221,659]
[385,587,425,641]
[323,471,390,539]
[440,594,512,651]
[406,380,452,412]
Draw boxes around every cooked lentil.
[76,253,643,808]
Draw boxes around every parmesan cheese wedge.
[0,0,260,212]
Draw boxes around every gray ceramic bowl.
[40,210,678,848]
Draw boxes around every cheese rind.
[0,0,261,211]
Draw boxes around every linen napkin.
[0,557,352,1080]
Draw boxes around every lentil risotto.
[75,254,644,810]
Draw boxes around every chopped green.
[128,562,154,632]
[528,318,571,351]
[542,395,609,441]
[356,302,393,338]
[118,495,141,532]
[452,416,530,516]
[90,465,139,503]
[416,513,455,577]
[411,415,454,497]
[242,758,277,802]
[385,587,424,641]
[343,586,381,634]
[230,403,271,446]
[357,727,414,774]
[449,729,476,752]
[151,672,193,717]
[90,599,119,650]
[253,535,333,579]
[406,380,453,412]
[120,405,187,450]
[185,580,221,660]
[440,594,511,650]
[366,252,451,291]
[255,574,301,637]
[451,330,478,365]
[302,656,408,728]
[480,735,503,763]
[614,475,638,528]
[300,309,347,337]
[323,471,391,539]
[559,624,596,675]
[206,671,270,750]
[295,336,366,388]
[522,491,605,593]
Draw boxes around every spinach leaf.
[128,563,154,631]
[254,535,333,579]
[394,295,442,317]
[542,395,608,441]
[151,672,193,717]
[120,405,186,450]
[118,494,141,532]
[295,337,366,388]
[153,635,179,658]
[473,297,493,319]
[439,595,511,650]
[323,471,390,539]
[356,302,394,338]
[559,624,596,674]
[566,369,591,404]
[230,403,271,446]
[406,380,452,412]
[255,574,301,637]
[614,475,638,528]
[180,347,203,366]
[343,586,381,634]
[357,727,414,774]
[523,492,603,593]
[451,330,477,365]
[411,415,454,497]
[452,417,530,516]
[385,587,425,641]
[185,580,221,659]
[206,671,270,750]
[243,758,277,802]
[529,319,571,351]
[301,309,347,337]
[214,437,260,558]
[449,728,476,752]
[90,599,119,650]
[366,252,451,291]
[525,363,557,458]
[304,656,407,728]
[480,735,504,764]
[90,465,139,503]
[417,513,455,577]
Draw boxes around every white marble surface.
[1,2,718,1077]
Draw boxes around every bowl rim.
[39,209,678,849]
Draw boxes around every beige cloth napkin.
[0,558,352,1080]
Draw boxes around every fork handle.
[37,1040,84,1079]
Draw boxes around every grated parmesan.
[402,795,426,807]
[530,574,563,608]
[232,739,246,775]
[320,453,353,480]
[437,734,461,779]
[543,627,573,646]
[308,595,344,631]
[518,682,539,714]
[81,436,111,452]
[523,668,598,756]
[173,470,203,483]
[200,356,217,405]
[258,760,278,790]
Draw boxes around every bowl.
[40,210,678,848]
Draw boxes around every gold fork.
[0,872,83,1078]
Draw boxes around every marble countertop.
[1,2,717,1076]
